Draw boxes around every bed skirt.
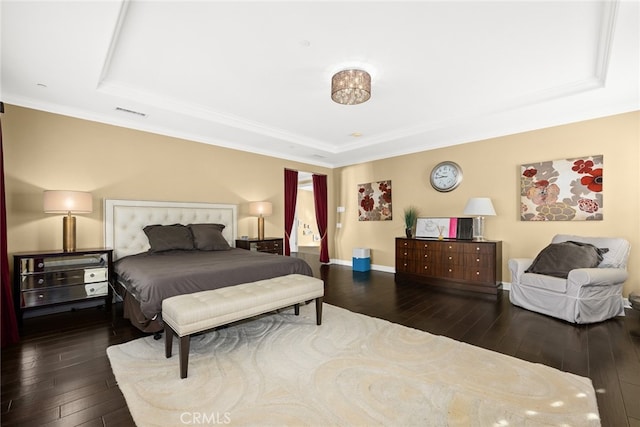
[121,287,164,333]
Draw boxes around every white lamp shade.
[249,201,273,217]
[463,197,496,216]
[44,191,93,214]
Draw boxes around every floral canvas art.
[520,155,603,221]
[358,180,392,221]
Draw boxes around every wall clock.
[430,161,463,192]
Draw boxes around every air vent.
[115,107,147,117]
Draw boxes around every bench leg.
[179,335,190,379]
[165,325,173,358]
[294,303,300,315]
[315,297,323,325]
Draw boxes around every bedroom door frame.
[284,169,327,260]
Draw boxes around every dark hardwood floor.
[2,252,639,426]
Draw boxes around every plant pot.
[405,228,413,238]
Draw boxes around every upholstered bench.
[163,274,324,378]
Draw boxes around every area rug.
[107,304,600,426]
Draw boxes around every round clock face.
[430,161,463,192]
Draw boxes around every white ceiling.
[2,1,638,168]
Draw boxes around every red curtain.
[312,174,329,263]
[283,169,298,256]
[1,113,20,347]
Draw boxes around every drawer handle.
[448,256,452,260]
[90,273,95,278]
[424,254,428,258]
[476,258,480,262]
[448,268,452,272]
[38,278,44,285]
[37,262,44,268]
[404,252,408,256]
[38,294,44,299]
[476,247,480,251]
[448,245,452,249]
[476,271,480,275]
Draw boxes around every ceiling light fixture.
[331,69,371,105]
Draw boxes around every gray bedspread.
[114,249,313,320]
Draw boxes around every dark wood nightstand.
[235,238,284,255]
[12,248,113,324]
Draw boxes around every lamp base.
[63,215,76,252]
[472,216,486,241]
[257,216,265,241]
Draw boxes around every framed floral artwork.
[358,180,392,221]
[520,155,603,221]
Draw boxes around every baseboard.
[329,258,513,282]
[329,258,395,273]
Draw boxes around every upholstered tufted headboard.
[105,199,238,260]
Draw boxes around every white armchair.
[509,234,630,324]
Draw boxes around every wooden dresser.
[395,238,502,294]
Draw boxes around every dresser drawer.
[256,241,278,251]
[21,270,86,290]
[85,281,109,296]
[464,268,496,284]
[463,253,494,268]
[463,244,495,255]
[20,283,109,308]
[85,267,108,283]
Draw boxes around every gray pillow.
[143,224,194,252]
[188,224,230,251]
[526,241,605,278]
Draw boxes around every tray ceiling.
[1,1,638,167]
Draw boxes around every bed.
[105,199,313,333]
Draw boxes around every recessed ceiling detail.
[1,1,637,168]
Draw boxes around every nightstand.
[235,238,284,255]
[13,248,113,324]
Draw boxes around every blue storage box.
[352,248,371,272]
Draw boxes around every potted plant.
[403,206,419,238]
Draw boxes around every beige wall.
[334,111,639,295]
[3,105,333,257]
[4,106,639,295]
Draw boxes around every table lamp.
[44,190,93,251]
[463,197,496,241]
[249,201,272,240]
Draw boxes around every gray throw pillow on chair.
[525,241,605,278]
